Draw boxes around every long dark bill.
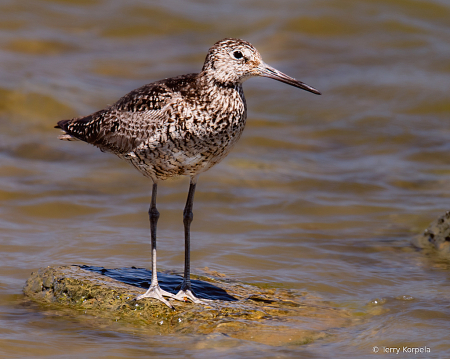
[258,63,321,95]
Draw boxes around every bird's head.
[201,38,320,95]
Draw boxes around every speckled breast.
[120,87,247,181]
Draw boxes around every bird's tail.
[55,119,80,141]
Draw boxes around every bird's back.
[56,73,198,153]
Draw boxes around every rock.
[23,265,354,346]
[413,211,450,255]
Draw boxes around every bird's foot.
[173,288,211,305]
[135,285,175,308]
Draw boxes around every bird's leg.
[136,182,174,307]
[173,177,208,304]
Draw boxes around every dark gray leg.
[182,179,195,288]
[136,182,174,307]
[173,176,207,304]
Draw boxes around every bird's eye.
[232,50,244,60]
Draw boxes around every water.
[1,0,450,357]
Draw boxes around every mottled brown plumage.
[56,38,320,307]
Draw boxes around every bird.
[55,38,320,308]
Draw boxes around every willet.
[56,38,320,307]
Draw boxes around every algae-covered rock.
[24,265,354,346]
[413,211,450,255]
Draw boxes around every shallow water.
[1,0,450,357]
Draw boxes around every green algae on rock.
[23,265,354,346]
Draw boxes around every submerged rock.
[413,211,450,255]
[23,265,354,346]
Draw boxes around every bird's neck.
[195,73,243,107]
[198,68,240,91]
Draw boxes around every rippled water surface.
[1,0,450,357]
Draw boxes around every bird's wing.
[56,73,198,154]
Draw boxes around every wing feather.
[55,73,198,154]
